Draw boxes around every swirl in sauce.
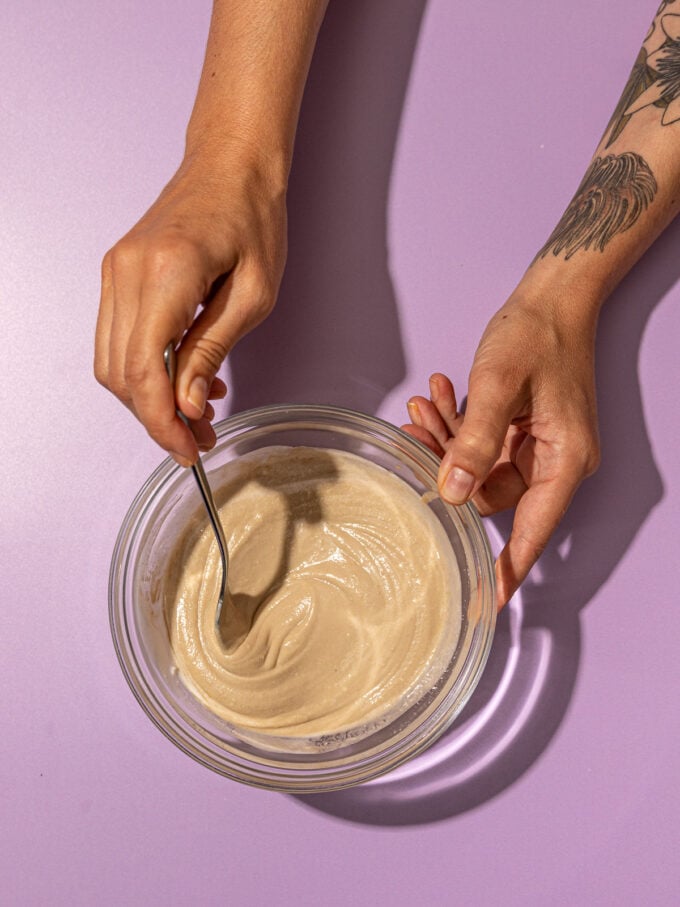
[165,447,461,738]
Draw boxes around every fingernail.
[170,451,194,469]
[407,400,421,424]
[187,376,208,415]
[442,467,475,504]
[429,375,440,403]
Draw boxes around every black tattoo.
[648,28,680,115]
[604,48,656,148]
[535,153,657,260]
[606,7,680,144]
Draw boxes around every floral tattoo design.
[604,48,656,146]
[536,153,657,260]
[606,7,680,146]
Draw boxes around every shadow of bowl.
[293,518,581,825]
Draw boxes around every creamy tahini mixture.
[165,446,461,738]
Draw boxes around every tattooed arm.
[534,4,680,283]
[404,4,680,607]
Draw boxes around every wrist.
[181,132,290,200]
[514,255,609,329]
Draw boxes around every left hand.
[94,141,287,466]
[402,292,601,608]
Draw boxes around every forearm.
[184,0,328,186]
[96,0,329,463]
[518,4,680,320]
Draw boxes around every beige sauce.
[165,447,461,738]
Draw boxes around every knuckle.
[193,335,229,374]
[124,351,152,390]
[93,358,109,388]
[108,239,138,275]
[583,442,601,477]
[143,235,201,283]
[144,415,173,443]
[238,264,276,319]
[513,530,547,561]
[110,233,203,286]
[108,373,132,405]
[144,242,181,279]
[470,362,516,399]
[457,422,503,465]
[567,434,601,478]
[101,249,113,280]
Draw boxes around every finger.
[208,376,227,400]
[406,398,424,427]
[400,423,447,458]
[126,337,197,464]
[107,244,144,409]
[125,300,203,464]
[121,230,236,462]
[472,461,528,516]
[407,397,448,448]
[191,415,218,453]
[429,373,458,432]
[94,252,114,386]
[408,395,462,451]
[175,264,274,419]
[495,467,582,607]
[438,370,519,505]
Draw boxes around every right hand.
[402,291,601,607]
[94,142,287,466]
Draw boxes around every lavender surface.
[1,2,678,904]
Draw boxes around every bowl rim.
[109,402,496,791]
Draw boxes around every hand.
[402,293,601,608]
[94,142,287,465]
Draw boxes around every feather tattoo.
[536,153,657,260]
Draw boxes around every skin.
[96,2,680,606]
[94,0,328,465]
[403,3,680,607]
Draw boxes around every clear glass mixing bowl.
[109,404,496,792]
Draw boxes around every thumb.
[438,373,517,505]
[176,267,274,418]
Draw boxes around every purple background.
[2,1,679,904]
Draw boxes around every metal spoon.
[164,343,229,630]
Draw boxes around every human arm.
[404,4,680,607]
[94,0,329,465]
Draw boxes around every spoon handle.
[163,343,229,629]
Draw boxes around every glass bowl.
[109,404,496,792]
